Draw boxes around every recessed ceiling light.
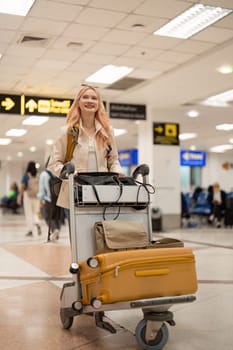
[6,129,27,137]
[46,139,54,145]
[153,4,232,39]
[6,156,12,161]
[201,89,233,107]
[17,151,23,157]
[0,0,35,16]
[217,65,233,74]
[22,116,49,125]
[229,138,233,144]
[179,133,197,140]
[29,146,37,152]
[210,144,233,153]
[216,124,233,131]
[0,138,12,145]
[187,110,199,118]
[190,145,196,150]
[85,65,133,84]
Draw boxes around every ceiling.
[0,0,233,166]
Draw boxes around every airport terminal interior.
[0,1,233,350]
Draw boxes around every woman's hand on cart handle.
[60,162,75,179]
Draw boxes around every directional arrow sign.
[0,94,21,114]
[1,97,15,110]
[153,122,179,145]
[155,126,163,133]
[180,150,206,166]
[23,95,73,116]
[25,99,38,113]
[182,152,190,161]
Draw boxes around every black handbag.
[74,172,123,219]
[50,177,62,197]
[74,171,119,186]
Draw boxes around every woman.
[17,161,42,236]
[48,85,123,209]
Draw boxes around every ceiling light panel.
[6,129,27,137]
[0,138,12,145]
[0,0,36,16]
[210,144,233,153]
[22,116,49,126]
[216,123,233,131]
[153,4,232,39]
[179,133,197,140]
[85,65,133,84]
[202,89,233,107]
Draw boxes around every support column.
[137,108,181,230]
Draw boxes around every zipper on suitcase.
[100,255,195,278]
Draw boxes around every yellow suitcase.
[79,247,198,305]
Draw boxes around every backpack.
[45,170,61,206]
[27,174,39,198]
[44,169,64,242]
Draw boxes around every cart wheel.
[135,319,168,350]
[60,310,74,329]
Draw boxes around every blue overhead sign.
[118,149,138,166]
[180,150,206,167]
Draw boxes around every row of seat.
[182,191,233,226]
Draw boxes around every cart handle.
[60,162,75,179]
[132,164,149,179]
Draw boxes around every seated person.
[208,182,226,228]
[1,182,19,212]
[192,186,203,206]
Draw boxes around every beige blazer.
[48,122,123,208]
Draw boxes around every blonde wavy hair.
[66,86,111,148]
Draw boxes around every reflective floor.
[0,210,233,350]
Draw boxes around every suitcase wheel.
[60,309,74,330]
[87,257,99,268]
[135,319,168,350]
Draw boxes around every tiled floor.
[0,211,233,350]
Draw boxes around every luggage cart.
[60,164,197,350]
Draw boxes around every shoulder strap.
[45,169,53,179]
[65,123,79,162]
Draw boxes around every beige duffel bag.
[94,220,183,254]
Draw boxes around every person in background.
[38,157,63,242]
[17,161,42,237]
[208,182,226,228]
[1,182,19,213]
[192,186,203,206]
[48,85,123,210]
